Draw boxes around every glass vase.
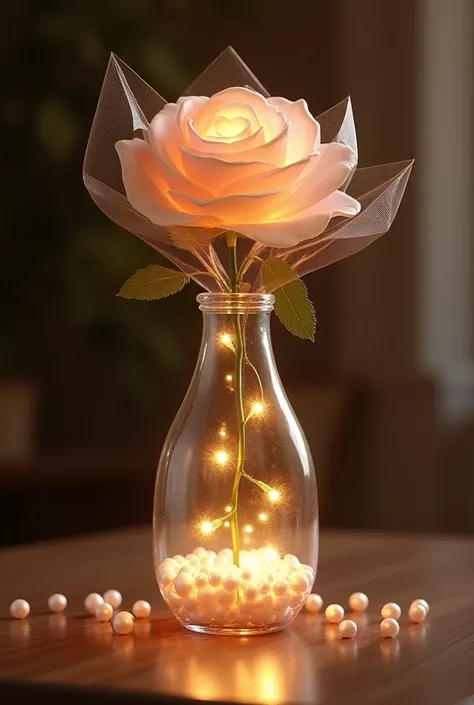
[153,293,318,635]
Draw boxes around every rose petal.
[192,87,282,142]
[186,120,267,157]
[116,138,195,226]
[273,142,357,218]
[179,147,277,196]
[169,189,283,224]
[231,190,360,247]
[176,96,209,138]
[222,153,315,196]
[268,97,320,163]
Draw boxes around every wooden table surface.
[1,527,474,705]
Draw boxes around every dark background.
[1,0,472,546]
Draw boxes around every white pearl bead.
[198,587,215,605]
[380,617,400,637]
[241,568,252,580]
[289,573,310,594]
[103,589,122,609]
[283,554,300,570]
[244,582,259,601]
[259,579,272,595]
[273,595,290,611]
[160,572,175,588]
[305,593,323,613]
[96,602,114,622]
[339,619,358,638]
[84,593,104,615]
[167,590,183,609]
[348,592,369,612]
[325,604,345,624]
[208,570,222,587]
[217,588,236,608]
[174,573,194,597]
[48,593,67,613]
[381,602,401,620]
[183,595,199,612]
[194,573,208,589]
[196,608,212,624]
[273,580,289,597]
[214,607,229,624]
[112,611,134,635]
[411,598,430,615]
[235,610,251,626]
[172,554,186,564]
[132,600,151,618]
[192,547,207,558]
[10,599,30,620]
[409,603,427,623]
[222,575,240,592]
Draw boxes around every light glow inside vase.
[153,293,318,635]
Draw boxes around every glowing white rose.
[116,87,360,247]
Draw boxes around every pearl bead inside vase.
[157,546,315,634]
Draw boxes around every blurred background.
[0,0,472,546]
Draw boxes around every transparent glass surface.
[153,293,318,635]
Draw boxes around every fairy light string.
[199,233,280,565]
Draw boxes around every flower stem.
[227,233,245,566]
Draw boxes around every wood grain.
[1,527,474,705]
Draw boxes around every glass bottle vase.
[153,293,318,635]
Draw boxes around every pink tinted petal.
[192,87,268,134]
[179,147,276,196]
[169,190,283,224]
[232,190,360,247]
[148,110,185,172]
[274,142,357,218]
[186,120,266,157]
[115,138,195,226]
[223,153,315,196]
[176,96,208,139]
[268,97,321,162]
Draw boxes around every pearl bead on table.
[305,593,323,613]
[132,600,151,618]
[380,617,400,638]
[408,603,427,623]
[103,589,122,609]
[339,619,358,638]
[10,599,30,620]
[112,611,134,635]
[48,593,67,613]
[325,604,345,624]
[381,602,401,620]
[95,602,114,622]
[84,593,104,615]
[348,592,369,612]
[411,598,430,615]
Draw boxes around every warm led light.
[225,505,232,513]
[243,524,253,534]
[225,374,233,382]
[215,450,229,466]
[201,521,214,535]
[258,513,268,522]
[224,521,230,527]
[218,428,227,438]
[268,489,280,503]
[251,401,264,415]
[221,334,231,345]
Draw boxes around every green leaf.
[117,265,189,301]
[262,258,316,341]
[261,258,298,292]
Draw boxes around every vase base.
[183,622,288,636]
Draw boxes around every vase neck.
[197,293,274,314]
